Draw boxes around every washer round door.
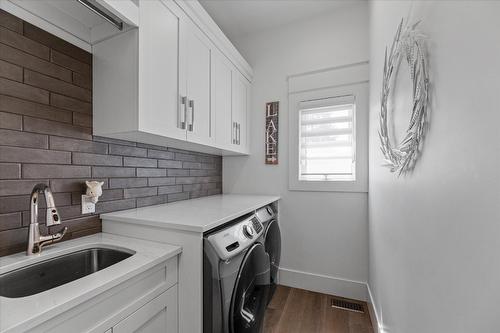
[265,219,281,286]
[230,243,270,333]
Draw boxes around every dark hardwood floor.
[263,286,374,333]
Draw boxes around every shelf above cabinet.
[0,0,139,52]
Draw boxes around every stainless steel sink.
[0,247,134,298]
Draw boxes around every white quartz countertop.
[101,194,280,232]
[0,233,181,333]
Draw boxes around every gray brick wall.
[0,10,222,256]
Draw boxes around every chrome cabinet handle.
[188,99,194,132]
[237,123,241,145]
[232,122,236,144]
[179,96,187,130]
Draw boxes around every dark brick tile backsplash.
[0,146,72,164]
[147,177,175,186]
[0,10,22,33]
[136,168,166,177]
[123,156,157,168]
[0,26,50,59]
[0,128,48,148]
[0,43,72,82]
[49,136,108,154]
[0,59,22,82]
[50,49,91,75]
[24,69,92,102]
[109,144,147,157]
[0,95,74,123]
[158,159,183,169]
[50,92,91,114]
[0,212,21,231]
[72,72,91,89]
[23,22,92,65]
[73,152,122,166]
[109,177,147,189]
[0,76,49,104]
[0,9,222,256]
[0,163,20,179]
[0,110,22,129]
[147,149,174,160]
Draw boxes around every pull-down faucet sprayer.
[27,183,68,255]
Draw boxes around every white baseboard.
[278,267,368,301]
[367,283,381,333]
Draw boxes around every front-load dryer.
[203,214,270,333]
[255,205,281,304]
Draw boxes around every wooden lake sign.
[265,101,279,165]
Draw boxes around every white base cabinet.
[27,256,179,333]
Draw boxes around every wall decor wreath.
[379,19,429,175]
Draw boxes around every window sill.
[288,179,368,193]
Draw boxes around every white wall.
[223,3,370,299]
[369,1,500,332]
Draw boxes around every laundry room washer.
[203,213,270,333]
[255,205,281,304]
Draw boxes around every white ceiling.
[200,0,366,42]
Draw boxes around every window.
[288,80,368,193]
[298,95,356,182]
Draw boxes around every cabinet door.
[232,70,250,152]
[212,50,233,148]
[113,287,178,333]
[184,21,213,145]
[138,0,186,141]
[242,79,251,152]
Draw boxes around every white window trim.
[289,82,368,192]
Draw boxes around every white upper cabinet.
[91,0,252,155]
[212,49,251,154]
[93,0,188,143]
[138,0,186,141]
[184,21,214,145]
[212,49,233,149]
[231,70,251,153]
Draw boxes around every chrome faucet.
[28,183,68,255]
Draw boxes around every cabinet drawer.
[31,256,178,333]
[113,286,178,333]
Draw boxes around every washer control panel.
[255,205,275,223]
[243,224,254,239]
[206,214,264,261]
[251,216,263,233]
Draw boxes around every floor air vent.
[330,298,364,313]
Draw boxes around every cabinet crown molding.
[174,0,253,82]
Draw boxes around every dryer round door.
[265,219,281,284]
[230,243,270,333]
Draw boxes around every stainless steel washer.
[203,214,270,333]
[255,205,281,304]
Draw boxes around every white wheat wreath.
[379,19,429,175]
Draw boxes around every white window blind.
[298,95,356,181]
